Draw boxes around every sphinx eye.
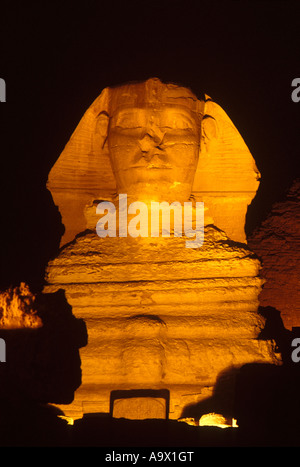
[114,111,146,129]
[161,113,194,130]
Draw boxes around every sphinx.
[44,78,280,422]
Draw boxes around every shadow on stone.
[180,306,300,446]
[0,289,87,446]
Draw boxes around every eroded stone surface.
[112,397,166,420]
[44,228,279,420]
[48,78,260,245]
[249,178,300,330]
[44,79,279,421]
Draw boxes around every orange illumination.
[0,282,42,329]
[199,413,238,429]
[43,78,280,422]
[58,415,74,425]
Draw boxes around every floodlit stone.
[44,78,279,421]
[112,397,166,420]
[0,283,42,329]
[48,78,260,245]
[249,178,300,330]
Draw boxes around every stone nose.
[138,125,165,153]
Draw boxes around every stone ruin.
[43,78,280,422]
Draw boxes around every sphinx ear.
[201,115,219,153]
[202,115,218,140]
[95,111,110,149]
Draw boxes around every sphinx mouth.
[131,151,171,168]
[132,157,172,170]
[129,164,172,170]
[146,165,172,169]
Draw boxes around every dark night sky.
[0,0,300,291]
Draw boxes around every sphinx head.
[48,77,260,246]
[98,78,204,202]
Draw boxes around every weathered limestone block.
[249,178,300,330]
[112,397,167,420]
[44,229,278,420]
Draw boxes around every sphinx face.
[108,105,201,202]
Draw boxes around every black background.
[1,0,300,291]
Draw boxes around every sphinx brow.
[164,112,194,122]
[113,115,145,128]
